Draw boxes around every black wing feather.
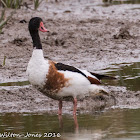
[55,63,87,78]
[90,72,116,80]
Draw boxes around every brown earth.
[0,0,140,114]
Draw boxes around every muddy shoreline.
[0,0,140,114]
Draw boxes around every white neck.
[31,49,44,61]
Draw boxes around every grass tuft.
[0,0,23,9]
[34,0,43,10]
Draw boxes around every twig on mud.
[0,0,7,7]
[3,56,6,66]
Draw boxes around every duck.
[27,17,114,115]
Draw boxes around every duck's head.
[28,17,48,49]
[29,17,48,33]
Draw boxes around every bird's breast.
[27,59,49,88]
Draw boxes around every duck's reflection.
[58,114,79,132]
[58,114,63,129]
[73,114,79,132]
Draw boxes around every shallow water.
[102,62,140,91]
[102,0,140,5]
[0,109,140,140]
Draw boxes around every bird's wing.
[54,62,101,85]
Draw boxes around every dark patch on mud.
[113,27,134,39]
[19,19,27,23]
[79,19,102,24]
[11,37,28,46]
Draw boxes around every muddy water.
[102,62,140,91]
[103,0,140,5]
[0,109,140,140]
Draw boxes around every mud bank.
[0,0,140,113]
[0,85,139,114]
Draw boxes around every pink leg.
[73,98,77,115]
[73,114,79,131]
[58,100,62,115]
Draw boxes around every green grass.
[34,0,43,10]
[0,9,5,23]
[0,0,44,10]
[0,0,23,9]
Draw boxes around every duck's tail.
[89,85,109,96]
[90,72,116,80]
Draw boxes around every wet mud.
[0,0,140,114]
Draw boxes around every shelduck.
[27,17,113,115]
